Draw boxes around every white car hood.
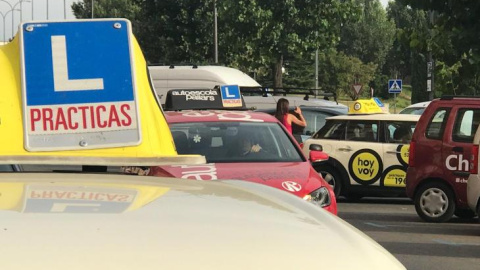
[0,173,404,269]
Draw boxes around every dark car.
[256,106,347,143]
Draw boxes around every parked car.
[256,105,347,143]
[406,96,480,222]
[149,109,337,214]
[399,101,431,115]
[303,112,420,199]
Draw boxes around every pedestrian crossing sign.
[388,79,402,93]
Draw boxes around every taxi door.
[338,120,383,187]
[382,121,416,189]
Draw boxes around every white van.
[148,65,261,104]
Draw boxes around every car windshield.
[170,122,303,163]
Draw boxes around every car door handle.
[386,151,400,154]
[338,146,352,152]
[452,146,464,153]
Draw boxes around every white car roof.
[0,172,405,269]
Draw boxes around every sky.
[0,0,79,42]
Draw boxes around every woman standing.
[274,98,307,134]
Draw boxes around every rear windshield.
[170,122,303,163]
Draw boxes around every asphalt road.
[337,197,480,270]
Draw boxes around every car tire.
[454,208,476,219]
[414,182,455,223]
[314,164,342,198]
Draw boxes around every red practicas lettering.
[67,107,79,130]
[54,107,68,131]
[108,105,121,128]
[42,108,54,131]
[96,106,107,128]
[78,106,89,129]
[30,109,41,132]
[120,104,132,126]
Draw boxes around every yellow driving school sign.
[0,19,204,166]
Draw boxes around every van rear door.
[442,106,480,207]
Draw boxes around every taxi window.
[312,120,346,140]
[426,108,450,140]
[452,109,480,143]
[169,122,303,163]
[345,121,378,142]
[386,121,416,144]
[301,110,331,136]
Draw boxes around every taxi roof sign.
[164,85,246,111]
[0,19,205,166]
[348,98,388,115]
[21,20,140,151]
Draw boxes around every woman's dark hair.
[275,98,289,122]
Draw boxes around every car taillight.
[470,145,479,174]
[409,141,416,167]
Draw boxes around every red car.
[149,109,337,215]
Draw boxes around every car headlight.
[303,187,331,208]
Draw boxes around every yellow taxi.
[303,99,420,199]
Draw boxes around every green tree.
[338,0,395,69]
[72,0,215,64]
[318,49,377,100]
[218,0,359,88]
[398,0,480,97]
[384,1,430,102]
[335,0,395,98]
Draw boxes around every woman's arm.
[289,107,307,127]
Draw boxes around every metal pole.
[91,0,94,18]
[394,93,397,113]
[19,1,21,22]
[214,0,218,63]
[47,0,49,19]
[315,31,318,98]
[31,0,33,20]
[64,0,66,19]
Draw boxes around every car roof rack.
[240,87,338,104]
[440,95,480,100]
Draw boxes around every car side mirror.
[308,144,328,162]
[309,150,329,162]
[309,144,323,151]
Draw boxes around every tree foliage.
[72,0,358,88]
[397,0,480,98]
[318,49,377,100]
